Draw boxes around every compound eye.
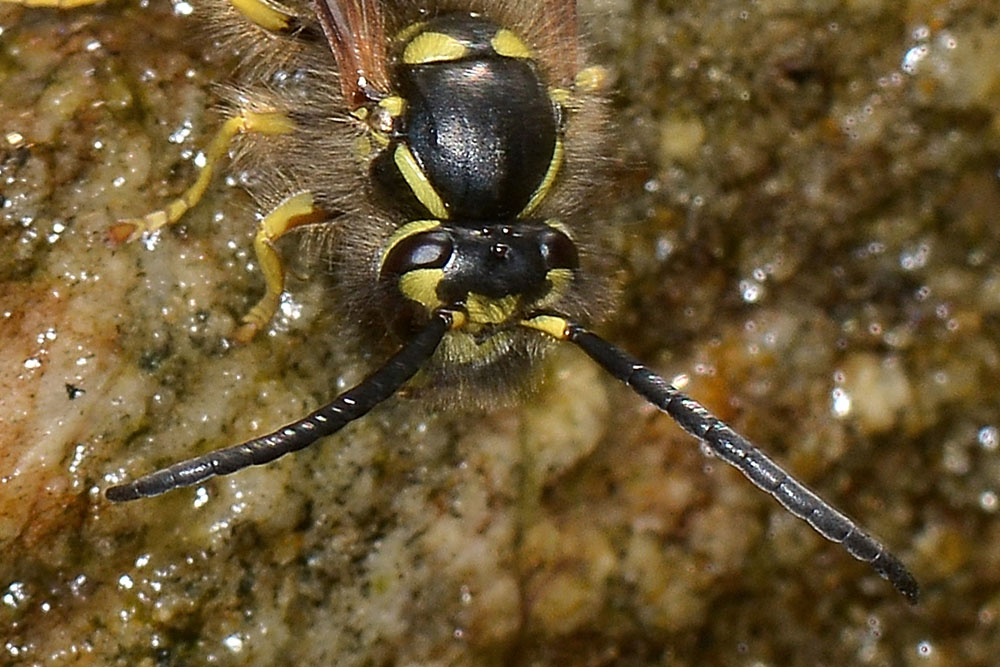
[539,228,579,270]
[381,230,454,279]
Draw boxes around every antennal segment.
[105,309,458,502]
[522,314,919,603]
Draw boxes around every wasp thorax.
[370,13,562,221]
[368,12,572,344]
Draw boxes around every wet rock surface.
[1,0,996,664]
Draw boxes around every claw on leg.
[233,192,324,343]
[105,109,302,338]
[111,111,295,245]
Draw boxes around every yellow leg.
[0,0,296,24]
[229,0,295,32]
[574,66,611,94]
[109,111,295,243]
[233,192,322,343]
[0,0,103,6]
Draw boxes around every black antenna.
[105,310,456,502]
[523,314,919,603]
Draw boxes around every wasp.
[5,0,918,603]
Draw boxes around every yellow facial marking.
[465,293,520,326]
[380,219,442,270]
[439,330,513,366]
[399,269,445,310]
[403,31,468,65]
[230,0,294,32]
[491,30,533,59]
[524,267,575,312]
[394,144,449,219]
[520,138,564,217]
[447,310,468,331]
[521,314,570,340]
[546,268,574,295]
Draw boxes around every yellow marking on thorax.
[394,21,428,49]
[378,96,406,118]
[364,96,405,150]
[394,144,449,219]
[403,31,468,65]
[490,30,533,59]
[520,138,564,217]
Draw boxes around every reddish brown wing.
[312,0,391,109]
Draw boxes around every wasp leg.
[228,0,297,32]
[109,111,295,244]
[574,66,611,93]
[0,0,103,6]
[234,191,323,343]
[522,314,920,603]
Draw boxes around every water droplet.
[979,491,997,513]
[832,387,852,417]
[978,426,998,451]
[223,634,244,653]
